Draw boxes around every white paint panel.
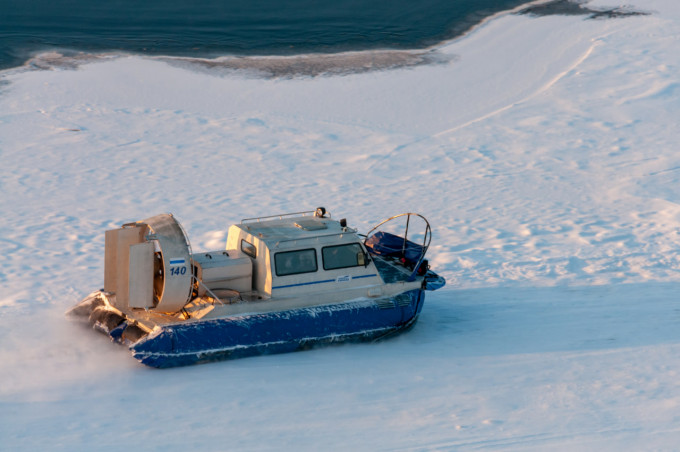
[113,226,146,309]
[128,242,155,309]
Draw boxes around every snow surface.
[2,0,680,450]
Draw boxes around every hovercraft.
[68,208,445,367]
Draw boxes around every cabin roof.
[233,215,357,249]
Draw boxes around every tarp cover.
[365,231,425,265]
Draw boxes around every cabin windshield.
[322,243,365,270]
[274,249,318,276]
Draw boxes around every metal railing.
[241,207,331,224]
[363,213,432,282]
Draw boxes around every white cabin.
[223,212,383,300]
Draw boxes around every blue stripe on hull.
[131,289,425,368]
[271,273,378,290]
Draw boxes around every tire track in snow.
[432,39,601,139]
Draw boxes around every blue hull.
[130,289,425,368]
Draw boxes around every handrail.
[363,213,432,282]
[364,213,432,252]
[241,208,331,224]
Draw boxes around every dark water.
[1,0,531,70]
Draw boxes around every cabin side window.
[241,239,257,258]
[274,249,318,276]
[322,243,366,270]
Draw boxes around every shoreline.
[0,0,548,75]
[0,0,648,78]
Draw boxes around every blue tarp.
[364,231,425,265]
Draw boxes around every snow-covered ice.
[2,0,680,450]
